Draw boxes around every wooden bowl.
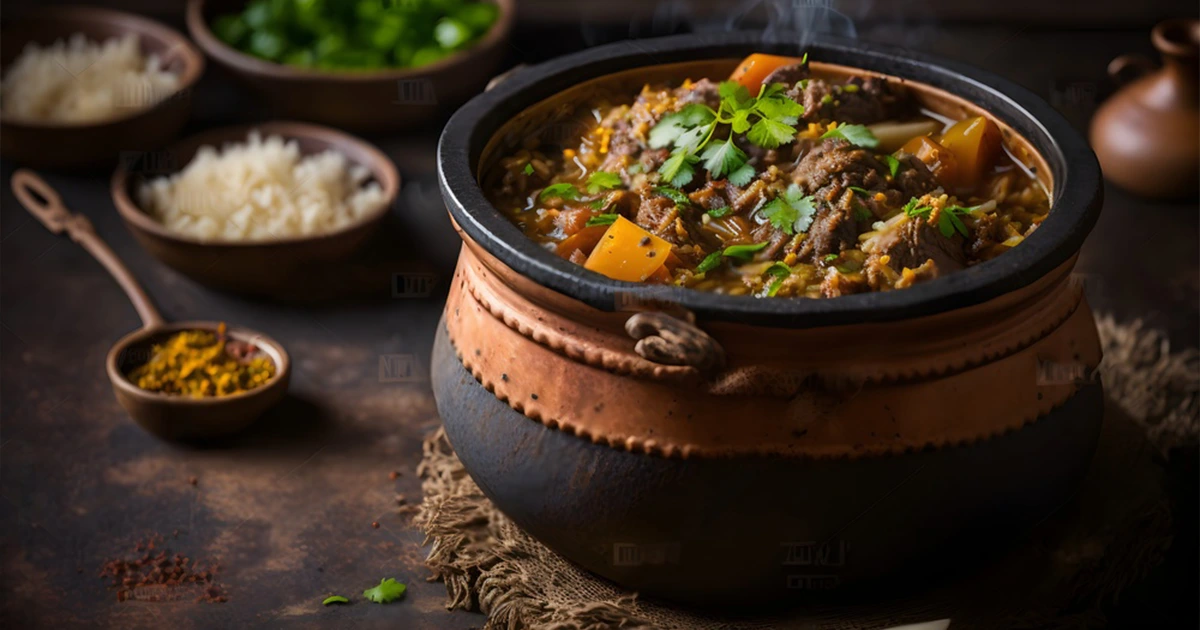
[0,7,204,171]
[185,0,515,132]
[107,320,291,440]
[110,121,400,296]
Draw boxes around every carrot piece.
[584,216,672,282]
[938,116,1002,188]
[554,225,609,259]
[729,54,804,93]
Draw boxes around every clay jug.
[1090,18,1199,199]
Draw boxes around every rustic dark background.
[2,0,1198,628]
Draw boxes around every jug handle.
[1108,54,1156,85]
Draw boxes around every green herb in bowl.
[212,0,500,70]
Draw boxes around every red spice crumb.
[100,535,226,604]
[187,476,198,486]
[371,522,380,529]
[388,471,400,480]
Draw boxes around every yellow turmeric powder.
[127,324,275,398]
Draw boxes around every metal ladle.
[11,169,291,440]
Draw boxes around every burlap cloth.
[413,314,1198,629]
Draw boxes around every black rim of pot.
[438,31,1102,328]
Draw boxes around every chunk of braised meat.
[797,203,858,263]
[965,211,1015,259]
[554,207,591,236]
[677,78,721,109]
[763,63,812,88]
[792,76,915,125]
[821,269,870,298]
[688,180,733,211]
[892,153,941,199]
[794,139,890,199]
[871,217,967,276]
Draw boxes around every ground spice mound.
[99,535,227,603]
[126,323,275,398]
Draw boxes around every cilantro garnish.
[586,214,619,227]
[903,197,971,238]
[821,124,879,149]
[823,253,839,262]
[652,185,691,207]
[848,186,873,197]
[722,241,769,261]
[706,206,731,218]
[695,251,723,274]
[539,183,579,201]
[585,171,621,194]
[650,80,804,186]
[760,183,817,235]
[363,578,406,604]
[842,83,860,93]
[881,154,901,178]
[323,595,349,606]
[522,163,534,176]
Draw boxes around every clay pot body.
[433,34,1105,605]
[1090,19,1200,199]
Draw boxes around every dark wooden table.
[1,17,1196,629]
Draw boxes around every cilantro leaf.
[586,171,621,194]
[848,186,872,197]
[323,595,349,606]
[903,197,929,218]
[762,183,817,235]
[755,93,804,121]
[678,102,717,126]
[695,251,723,274]
[700,138,748,180]
[761,198,797,234]
[747,117,797,149]
[730,108,753,134]
[586,214,618,227]
[722,242,768,261]
[363,578,406,604]
[706,206,731,218]
[727,163,756,186]
[652,185,691,207]
[539,183,579,201]
[823,253,839,262]
[522,163,534,176]
[821,124,879,149]
[718,81,753,108]
[658,150,698,188]
[648,112,688,149]
[881,154,901,178]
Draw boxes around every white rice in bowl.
[137,132,388,242]
[1,33,179,124]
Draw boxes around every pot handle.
[1108,54,1156,85]
[486,64,528,92]
[625,311,726,375]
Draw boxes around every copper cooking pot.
[433,33,1104,606]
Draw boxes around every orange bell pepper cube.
[729,54,805,93]
[584,216,672,282]
[938,116,1002,188]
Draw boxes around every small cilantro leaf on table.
[363,578,406,604]
[322,595,349,606]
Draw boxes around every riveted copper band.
[443,237,1101,459]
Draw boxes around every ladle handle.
[11,169,165,330]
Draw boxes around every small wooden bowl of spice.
[13,169,290,440]
[108,320,290,440]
